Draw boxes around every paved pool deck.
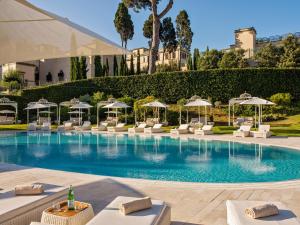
[1,133,300,225]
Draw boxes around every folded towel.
[119,197,152,215]
[15,184,44,196]
[245,204,279,219]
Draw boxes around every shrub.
[270,93,292,106]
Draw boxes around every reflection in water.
[0,132,299,183]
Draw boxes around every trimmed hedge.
[21,68,300,105]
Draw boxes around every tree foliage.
[94,55,103,77]
[79,56,88,79]
[198,49,222,69]
[136,49,141,75]
[219,49,248,68]
[176,10,193,52]
[193,48,200,70]
[70,57,80,81]
[255,43,282,67]
[114,3,134,49]
[278,35,300,68]
[113,56,119,76]
[130,54,134,75]
[160,17,177,56]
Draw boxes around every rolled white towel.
[119,197,152,215]
[245,204,279,219]
[15,184,44,196]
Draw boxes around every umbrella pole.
[205,106,207,125]
[125,108,127,124]
[228,104,231,126]
[97,105,99,128]
[37,108,39,124]
[254,106,257,128]
[186,110,189,123]
[88,108,90,122]
[48,107,50,123]
[179,107,182,125]
[58,105,61,125]
[198,106,200,125]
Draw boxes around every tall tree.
[124,0,174,74]
[130,54,135,75]
[136,49,141,75]
[193,48,200,70]
[198,48,222,69]
[70,57,80,81]
[187,54,193,70]
[79,56,88,79]
[114,3,134,50]
[255,43,282,67]
[113,56,119,76]
[119,55,126,76]
[278,35,300,68]
[94,55,103,77]
[219,49,248,68]
[160,17,177,64]
[105,58,110,76]
[176,10,193,70]
[143,15,154,48]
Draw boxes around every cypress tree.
[105,58,110,76]
[79,56,88,79]
[187,54,193,70]
[70,57,80,81]
[130,54,134,75]
[94,55,103,77]
[113,55,118,76]
[193,48,200,70]
[136,49,141,75]
[119,55,125,76]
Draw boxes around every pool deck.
[1,133,300,225]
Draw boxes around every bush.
[270,93,292,106]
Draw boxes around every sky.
[28,0,300,51]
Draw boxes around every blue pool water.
[0,132,300,183]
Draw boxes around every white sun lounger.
[252,125,272,138]
[75,121,92,131]
[1,185,67,225]
[41,122,51,132]
[107,123,127,132]
[86,196,170,225]
[27,122,38,131]
[194,125,214,135]
[144,124,163,134]
[233,125,252,138]
[128,123,147,134]
[170,124,189,135]
[92,122,109,132]
[57,122,74,132]
[226,200,300,225]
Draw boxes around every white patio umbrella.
[0,0,127,64]
[0,110,16,114]
[24,103,47,124]
[103,101,130,124]
[142,101,169,124]
[240,97,275,125]
[70,102,93,125]
[184,99,212,125]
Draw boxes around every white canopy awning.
[70,102,93,109]
[0,0,126,64]
[0,110,16,114]
[240,97,275,106]
[24,103,47,110]
[103,101,130,109]
[185,99,212,107]
[143,101,168,108]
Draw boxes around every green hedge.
[21,68,300,105]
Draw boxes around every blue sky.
[28,0,300,51]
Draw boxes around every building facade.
[227,27,300,58]
[126,47,189,73]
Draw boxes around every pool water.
[0,132,300,183]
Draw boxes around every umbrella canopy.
[70,102,93,109]
[103,101,130,109]
[185,99,212,107]
[240,97,275,106]
[0,0,126,64]
[105,111,122,114]
[0,110,16,114]
[24,103,47,110]
[38,111,53,114]
[143,101,168,108]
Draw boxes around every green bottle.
[67,185,75,210]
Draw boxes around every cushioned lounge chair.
[87,196,170,225]
[92,122,109,132]
[233,125,252,138]
[27,122,38,131]
[1,185,67,225]
[57,121,74,132]
[75,121,92,131]
[107,123,127,133]
[226,200,300,225]
[144,124,163,134]
[252,125,272,138]
[41,122,51,132]
[170,124,189,135]
[128,123,147,134]
[194,125,214,135]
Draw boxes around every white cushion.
[87,196,166,225]
[117,123,125,128]
[226,200,300,225]
[179,124,188,130]
[153,124,162,129]
[202,125,212,131]
[138,123,147,128]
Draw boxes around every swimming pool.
[0,132,300,183]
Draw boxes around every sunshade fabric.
[103,101,130,109]
[70,102,93,109]
[185,99,212,107]
[24,103,47,110]
[143,101,168,108]
[0,0,126,64]
[240,98,275,105]
[0,110,16,114]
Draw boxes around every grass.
[0,114,300,137]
